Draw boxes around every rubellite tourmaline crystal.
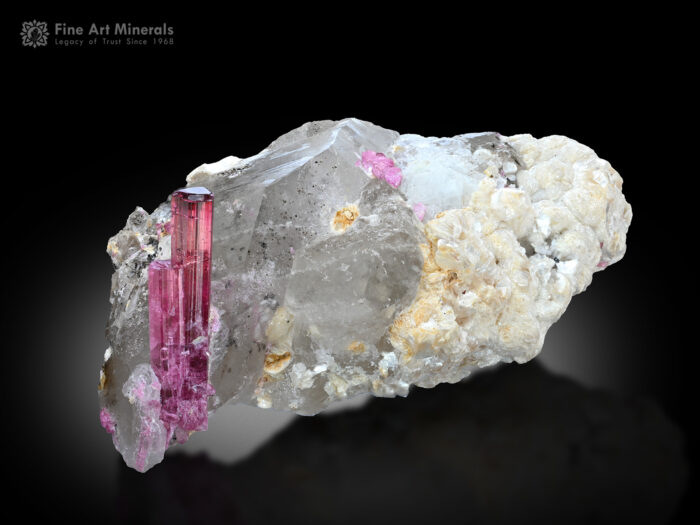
[148,187,214,444]
[147,259,182,431]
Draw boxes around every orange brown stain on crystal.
[254,373,270,390]
[99,359,114,392]
[347,341,366,353]
[263,351,292,375]
[331,204,359,233]
[389,238,467,361]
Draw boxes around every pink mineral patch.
[356,150,403,188]
[100,408,116,435]
[210,306,221,334]
[413,202,426,221]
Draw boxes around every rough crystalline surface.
[99,119,632,471]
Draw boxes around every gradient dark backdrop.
[5,11,693,525]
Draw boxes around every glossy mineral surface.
[148,188,214,454]
[99,119,632,471]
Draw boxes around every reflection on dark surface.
[116,363,687,524]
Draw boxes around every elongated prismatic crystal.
[148,187,214,444]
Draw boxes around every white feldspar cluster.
[99,119,632,471]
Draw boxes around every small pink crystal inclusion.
[148,187,215,444]
[99,408,116,435]
[356,150,403,188]
[412,202,426,221]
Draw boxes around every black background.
[5,9,694,525]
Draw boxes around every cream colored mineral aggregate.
[254,131,631,410]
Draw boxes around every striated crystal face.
[148,188,214,448]
[171,188,214,347]
[99,119,632,471]
[169,188,214,435]
[147,259,182,430]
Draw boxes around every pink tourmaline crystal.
[355,150,403,188]
[412,202,426,221]
[171,188,214,344]
[99,408,116,435]
[148,259,183,430]
[148,187,214,444]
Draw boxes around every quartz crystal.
[99,119,632,471]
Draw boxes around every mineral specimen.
[99,118,632,471]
